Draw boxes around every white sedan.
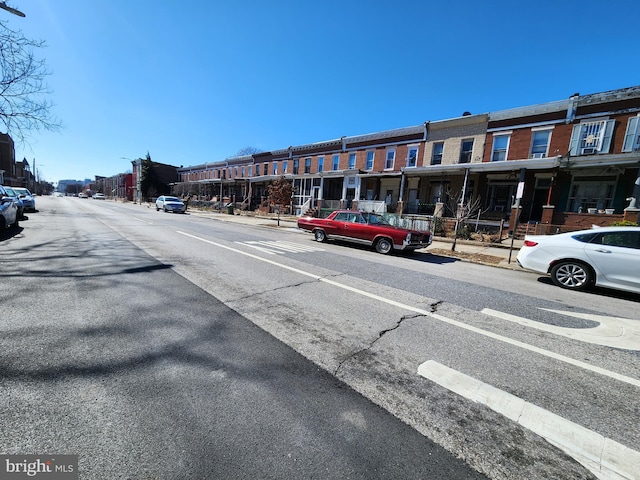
[516,226,640,294]
[155,195,186,213]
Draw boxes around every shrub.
[609,220,638,227]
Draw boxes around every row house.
[176,125,429,214]
[481,86,640,232]
[93,173,134,201]
[174,85,640,232]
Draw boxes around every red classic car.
[297,210,432,254]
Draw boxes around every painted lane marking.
[417,361,640,480]
[482,308,640,351]
[176,230,640,389]
[235,240,325,255]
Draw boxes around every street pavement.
[184,207,525,269]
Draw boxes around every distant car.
[93,193,106,200]
[12,187,35,212]
[155,195,186,213]
[297,210,432,254]
[78,193,88,198]
[0,185,19,231]
[516,226,640,294]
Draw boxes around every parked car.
[297,210,432,254]
[155,195,186,213]
[93,193,106,200]
[12,187,35,212]
[516,226,640,294]
[3,186,25,219]
[0,185,19,231]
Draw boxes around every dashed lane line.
[177,230,640,388]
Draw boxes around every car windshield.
[14,188,30,195]
[164,197,181,202]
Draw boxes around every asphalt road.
[3,196,639,479]
[0,197,486,479]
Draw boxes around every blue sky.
[6,0,640,184]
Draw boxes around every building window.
[332,154,340,171]
[241,167,245,177]
[569,119,615,155]
[282,160,288,173]
[622,115,640,152]
[406,145,418,168]
[432,142,443,165]
[491,134,510,161]
[305,157,311,174]
[567,177,616,212]
[263,163,268,175]
[530,129,551,158]
[348,153,356,169]
[365,151,374,170]
[254,164,260,176]
[385,148,395,169]
[273,162,278,175]
[248,166,253,176]
[459,140,473,163]
[293,159,299,174]
[318,156,324,172]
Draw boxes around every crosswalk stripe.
[418,360,640,480]
[234,240,324,254]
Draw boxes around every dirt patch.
[428,248,503,266]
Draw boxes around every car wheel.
[375,237,393,254]
[11,217,19,230]
[550,261,593,291]
[156,206,160,211]
[164,207,168,212]
[313,229,326,242]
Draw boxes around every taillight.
[524,240,538,247]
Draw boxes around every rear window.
[572,233,599,243]
[574,231,640,249]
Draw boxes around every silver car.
[517,226,640,294]
[155,195,186,213]
[12,187,35,212]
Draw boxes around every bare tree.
[444,187,488,251]
[235,146,263,156]
[0,20,60,142]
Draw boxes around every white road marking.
[133,216,155,225]
[177,229,640,476]
[235,240,325,254]
[482,308,640,351]
[176,230,640,391]
[418,361,640,480]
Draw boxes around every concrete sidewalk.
[185,207,524,270]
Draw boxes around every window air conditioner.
[531,153,545,159]
[581,147,597,155]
